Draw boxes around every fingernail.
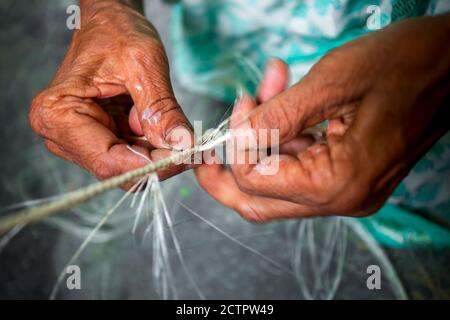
[142,108,161,127]
[144,130,172,149]
[264,59,278,79]
[141,108,172,148]
[234,92,247,113]
[235,86,245,103]
[254,156,279,176]
[165,125,193,151]
[232,95,253,131]
[307,143,327,154]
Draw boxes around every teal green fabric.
[170,0,447,103]
[169,0,450,248]
[375,131,450,248]
[359,203,450,248]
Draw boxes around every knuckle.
[233,172,257,195]
[39,105,64,133]
[151,96,180,116]
[260,99,296,141]
[91,160,115,181]
[29,89,69,137]
[29,92,47,135]
[33,95,94,136]
[236,203,266,223]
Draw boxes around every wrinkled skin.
[29,0,193,190]
[29,0,449,220]
[196,14,450,221]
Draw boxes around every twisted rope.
[0,146,202,234]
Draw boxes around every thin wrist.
[80,0,143,13]
[78,0,144,25]
[75,0,147,39]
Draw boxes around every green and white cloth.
[170,0,449,102]
[165,0,450,247]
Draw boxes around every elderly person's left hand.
[29,0,193,190]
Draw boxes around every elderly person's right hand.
[29,0,193,189]
[196,14,450,221]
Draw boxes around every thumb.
[127,65,193,151]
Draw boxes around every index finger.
[124,46,194,151]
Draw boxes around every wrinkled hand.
[29,0,193,189]
[196,14,450,221]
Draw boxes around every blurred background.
[0,0,449,299]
